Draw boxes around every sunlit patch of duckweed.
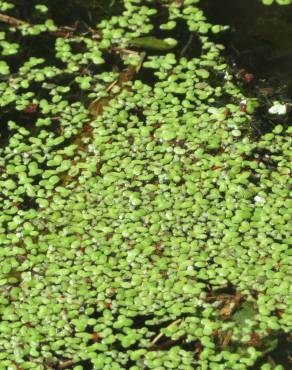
[0,0,291,369]
[262,0,292,4]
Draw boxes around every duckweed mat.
[0,0,291,369]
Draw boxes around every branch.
[59,360,75,369]
[0,13,26,27]
[150,319,182,346]
[0,12,75,38]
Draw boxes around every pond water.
[201,0,292,99]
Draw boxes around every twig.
[106,79,119,92]
[112,46,141,55]
[0,12,74,39]
[221,330,233,348]
[150,319,182,346]
[59,360,75,369]
[89,51,146,117]
[88,79,118,110]
[135,51,146,73]
[180,33,194,57]
[0,13,26,27]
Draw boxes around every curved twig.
[150,319,182,346]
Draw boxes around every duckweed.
[0,0,291,369]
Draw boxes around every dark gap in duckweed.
[69,40,90,56]
[128,108,147,124]
[252,147,283,164]
[19,194,38,210]
[249,106,276,138]
[0,107,37,139]
[8,0,125,28]
[205,77,227,103]
[17,34,59,73]
[0,37,25,76]
[200,0,292,134]
[47,72,81,98]
[251,332,292,370]
[48,75,91,104]
[212,282,237,295]
[0,38,124,148]
[101,49,125,74]
[0,84,88,148]
[248,95,292,137]
[131,314,156,329]
[149,8,202,60]
[201,0,292,94]
[54,1,125,28]
[17,81,49,102]
[0,114,13,148]
[134,67,157,88]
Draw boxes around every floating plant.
[0,0,291,369]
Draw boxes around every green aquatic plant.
[0,0,291,369]
[130,36,178,51]
[262,0,292,4]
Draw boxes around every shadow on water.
[201,0,292,98]
[200,0,292,136]
[14,0,124,27]
[250,332,292,370]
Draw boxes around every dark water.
[201,0,292,99]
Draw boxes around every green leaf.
[130,36,177,51]
[0,60,10,75]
